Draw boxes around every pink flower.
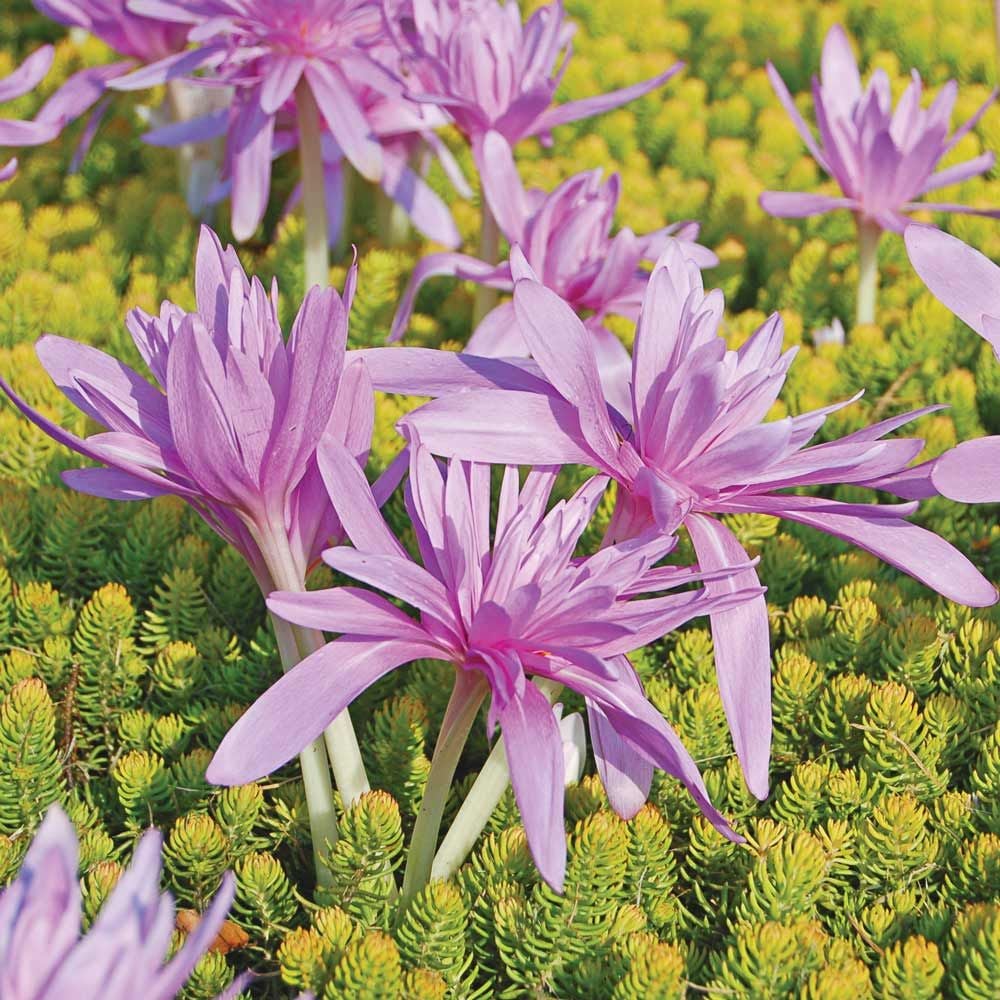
[0,226,384,588]
[385,0,682,167]
[396,241,998,799]
[0,805,245,1000]
[760,24,1000,232]
[208,443,759,890]
[389,129,715,412]
[34,0,189,62]
[113,0,395,239]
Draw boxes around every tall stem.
[855,216,882,328]
[399,671,488,912]
[268,610,339,887]
[296,79,329,292]
[431,678,561,882]
[472,201,501,326]
[260,521,371,809]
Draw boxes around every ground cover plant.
[1,0,999,996]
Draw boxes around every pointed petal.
[686,513,772,799]
[260,54,306,114]
[904,224,1000,341]
[208,638,436,784]
[267,587,430,642]
[303,63,382,182]
[512,273,622,472]
[758,191,856,217]
[533,62,683,133]
[499,680,567,892]
[316,438,408,558]
[588,695,652,819]
[479,130,529,244]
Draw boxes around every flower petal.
[498,680,567,892]
[208,637,437,784]
[930,437,1000,502]
[685,513,772,800]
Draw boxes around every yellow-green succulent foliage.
[2,0,1000,996]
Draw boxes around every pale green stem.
[472,201,501,326]
[337,163,357,260]
[399,671,488,912]
[296,79,329,292]
[855,216,882,328]
[267,610,339,887]
[430,678,562,882]
[260,521,371,809]
[375,185,411,247]
[251,517,372,885]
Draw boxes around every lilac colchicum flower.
[113,0,395,284]
[400,241,998,801]
[389,129,715,411]
[761,24,1000,325]
[385,0,683,319]
[209,441,761,894]
[0,805,247,1000]
[386,0,682,163]
[0,226,385,879]
[904,224,1000,503]
[20,2,189,175]
[811,317,846,348]
[0,46,62,181]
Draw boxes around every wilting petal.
[686,513,771,800]
[498,680,567,892]
[208,637,439,784]
[930,437,1000,502]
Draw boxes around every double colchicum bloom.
[0,225,384,877]
[0,806,245,999]
[389,128,715,411]
[401,241,998,799]
[209,441,758,891]
[761,24,1000,325]
[385,0,682,166]
[114,0,394,241]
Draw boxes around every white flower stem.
[267,610,339,887]
[399,671,488,912]
[472,201,501,326]
[252,518,372,885]
[430,678,562,882]
[376,186,411,247]
[296,79,329,292]
[855,216,882,327]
